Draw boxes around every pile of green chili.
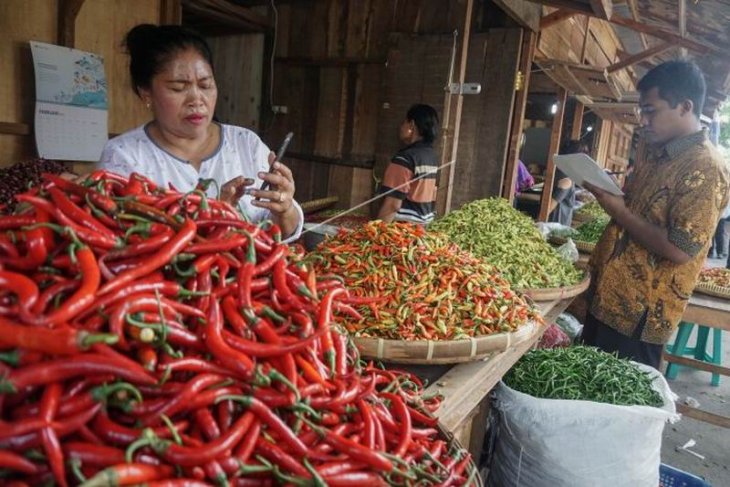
[573,216,610,244]
[504,346,664,407]
[575,201,608,220]
[429,198,583,289]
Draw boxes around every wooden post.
[538,87,567,221]
[570,102,584,140]
[438,0,475,215]
[160,0,182,24]
[58,0,86,47]
[580,15,591,63]
[502,30,537,203]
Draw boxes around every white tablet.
[554,153,624,196]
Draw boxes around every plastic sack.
[555,312,583,341]
[535,222,574,240]
[487,363,679,487]
[537,324,571,349]
[556,238,579,263]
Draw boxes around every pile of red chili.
[307,221,539,340]
[0,172,477,486]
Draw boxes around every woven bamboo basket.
[693,282,730,300]
[299,196,339,214]
[550,235,597,254]
[436,422,484,486]
[517,268,591,302]
[352,321,539,365]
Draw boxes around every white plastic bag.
[487,363,679,487]
[556,238,579,263]
[555,312,583,341]
[535,222,574,240]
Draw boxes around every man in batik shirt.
[583,61,729,368]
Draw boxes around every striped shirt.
[379,141,439,224]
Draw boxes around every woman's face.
[140,48,217,139]
[399,118,416,144]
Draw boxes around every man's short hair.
[637,60,706,117]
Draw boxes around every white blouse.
[98,123,303,240]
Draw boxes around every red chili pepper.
[0,354,155,394]
[0,316,117,355]
[318,288,345,375]
[98,218,197,296]
[324,472,388,487]
[0,270,40,313]
[380,393,411,457]
[139,373,225,427]
[63,441,126,466]
[47,186,117,239]
[318,426,393,472]
[254,437,308,477]
[21,245,101,327]
[92,412,188,446]
[80,463,175,487]
[204,298,254,378]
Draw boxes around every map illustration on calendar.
[31,41,109,161]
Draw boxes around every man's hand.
[583,182,627,220]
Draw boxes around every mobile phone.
[259,132,293,192]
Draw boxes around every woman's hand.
[249,152,296,216]
[220,176,255,206]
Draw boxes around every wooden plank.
[606,42,672,73]
[0,122,31,136]
[427,297,573,432]
[286,151,374,169]
[441,0,475,214]
[663,354,730,377]
[492,0,542,32]
[678,0,687,58]
[538,87,567,221]
[503,30,537,203]
[588,0,612,20]
[625,0,648,49]
[451,29,522,209]
[539,9,578,29]
[580,16,591,63]
[58,0,86,47]
[74,0,163,136]
[571,101,584,139]
[676,403,730,429]
[182,0,272,32]
[275,56,385,67]
[160,0,182,24]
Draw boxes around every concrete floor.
[660,256,730,486]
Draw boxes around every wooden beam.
[589,0,612,20]
[606,42,673,73]
[160,0,182,24]
[580,16,591,63]
[524,0,717,54]
[0,122,31,136]
[571,102,584,139]
[286,151,374,169]
[625,0,648,49]
[492,0,542,32]
[678,0,687,58]
[275,56,385,67]
[538,87,567,221]
[182,0,272,32]
[440,0,475,214]
[57,0,85,47]
[539,9,578,29]
[676,403,730,429]
[664,354,730,377]
[503,31,537,203]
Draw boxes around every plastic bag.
[556,238,579,263]
[537,324,571,349]
[487,363,679,487]
[555,313,583,341]
[535,222,574,240]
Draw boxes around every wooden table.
[665,293,730,428]
[423,297,574,455]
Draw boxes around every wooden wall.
[0,0,163,169]
[261,0,473,211]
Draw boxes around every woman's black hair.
[407,104,439,144]
[125,24,214,96]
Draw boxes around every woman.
[99,24,302,239]
[376,104,440,224]
[548,139,588,227]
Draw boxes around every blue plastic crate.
[660,464,712,487]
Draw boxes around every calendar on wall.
[30,41,109,162]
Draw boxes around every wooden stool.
[665,321,722,387]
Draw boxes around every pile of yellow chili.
[308,221,539,340]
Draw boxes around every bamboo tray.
[693,282,730,300]
[299,196,339,214]
[352,320,539,365]
[518,268,591,302]
[550,235,597,254]
[436,423,483,486]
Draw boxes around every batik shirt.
[589,130,730,344]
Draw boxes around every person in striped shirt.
[377,104,440,224]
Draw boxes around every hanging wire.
[300,159,457,235]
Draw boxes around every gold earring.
[145,101,151,109]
